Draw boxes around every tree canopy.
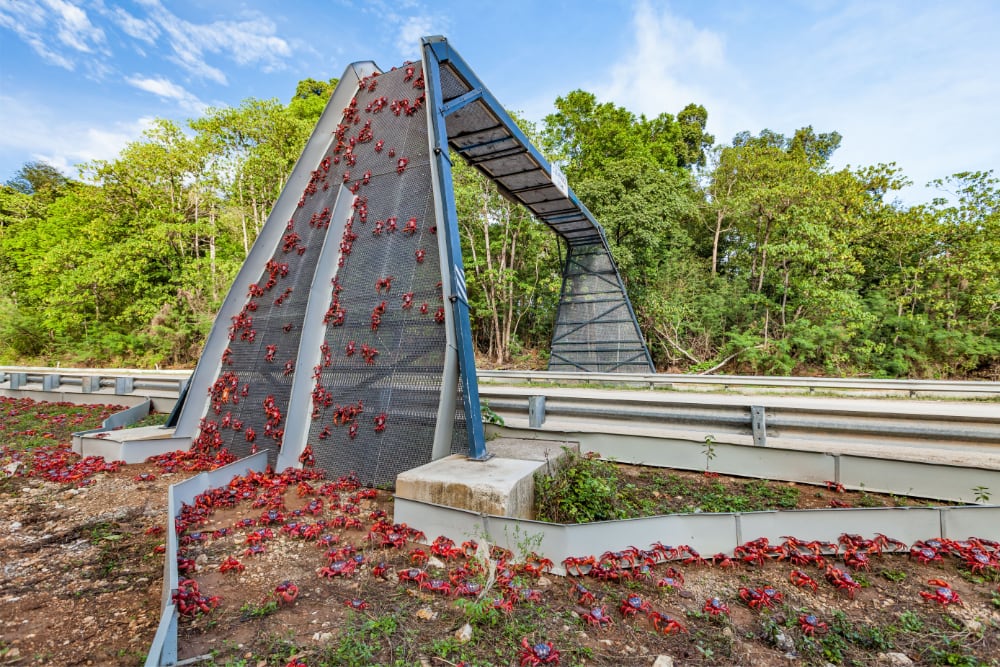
[1,77,996,378]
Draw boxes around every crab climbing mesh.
[191,63,466,486]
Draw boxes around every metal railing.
[5,366,998,401]
[477,370,1000,397]
[4,366,999,456]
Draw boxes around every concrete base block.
[395,437,577,519]
[73,425,184,464]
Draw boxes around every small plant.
[454,597,502,627]
[702,434,717,475]
[504,524,544,560]
[240,599,279,619]
[534,449,636,523]
[897,610,923,632]
[881,569,907,583]
[971,485,991,503]
[480,400,504,426]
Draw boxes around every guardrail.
[0,366,190,412]
[4,366,999,459]
[478,387,1000,466]
[478,370,1000,397]
[4,366,999,403]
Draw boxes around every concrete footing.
[395,437,578,519]
[73,425,189,464]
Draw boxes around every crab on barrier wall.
[168,36,652,487]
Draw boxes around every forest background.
[1,78,997,378]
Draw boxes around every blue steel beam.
[422,39,491,461]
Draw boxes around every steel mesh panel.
[439,63,471,101]
[550,243,652,373]
[190,63,467,484]
[302,64,465,486]
[195,159,345,465]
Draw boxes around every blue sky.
[1,0,997,206]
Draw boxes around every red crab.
[521,553,554,577]
[274,581,299,604]
[648,612,687,635]
[219,556,244,574]
[703,597,730,616]
[920,579,962,606]
[910,542,944,565]
[453,581,484,597]
[789,569,818,592]
[397,568,428,585]
[570,582,595,605]
[519,638,560,666]
[419,579,452,595]
[739,586,783,610]
[581,605,614,628]
[619,594,652,617]
[825,566,862,599]
[318,560,357,579]
[798,613,828,636]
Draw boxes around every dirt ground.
[2,400,1000,667]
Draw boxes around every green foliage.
[480,400,504,426]
[239,599,279,619]
[322,614,399,666]
[534,449,636,523]
[0,72,996,378]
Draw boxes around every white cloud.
[44,0,106,54]
[0,94,155,177]
[0,0,78,69]
[596,0,732,122]
[594,0,999,206]
[395,15,437,60]
[1,0,296,86]
[108,5,159,44]
[138,0,293,83]
[125,75,207,114]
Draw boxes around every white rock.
[9,521,21,531]
[878,653,913,666]
[454,623,473,643]
[652,656,674,667]
[774,631,795,652]
[312,632,333,642]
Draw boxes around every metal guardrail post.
[115,376,134,395]
[751,405,767,446]
[82,376,100,393]
[10,373,26,390]
[42,373,61,392]
[528,396,547,428]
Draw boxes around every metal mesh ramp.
[549,243,654,372]
[172,61,470,487]
[171,37,652,485]
[425,37,653,372]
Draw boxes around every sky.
[1,0,997,206]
